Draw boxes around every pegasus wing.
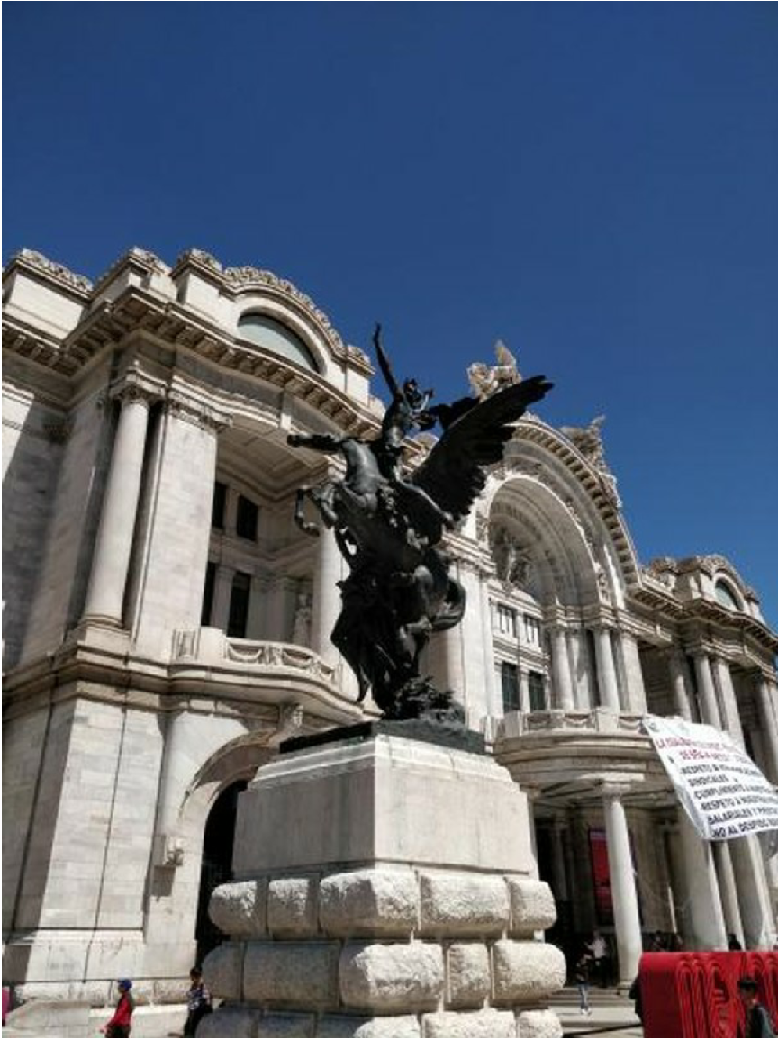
[410,375,553,523]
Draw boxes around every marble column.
[526,788,540,881]
[693,652,721,727]
[667,649,693,721]
[245,574,266,641]
[550,627,575,711]
[594,627,620,711]
[519,666,531,714]
[731,836,774,949]
[712,657,745,746]
[211,565,235,632]
[569,629,593,709]
[478,579,497,715]
[713,842,744,948]
[619,632,647,714]
[754,675,778,783]
[602,789,643,984]
[312,524,341,667]
[678,810,727,950]
[84,388,152,624]
[84,386,152,619]
[551,819,569,901]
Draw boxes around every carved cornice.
[171,249,372,374]
[6,249,93,297]
[91,247,168,295]
[166,390,232,432]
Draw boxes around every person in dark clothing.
[102,979,133,1038]
[629,976,643,1024]
[737,977,775,1037]
[729,933,744,951]
[184,966,212,1038]
[575,951,592,1016]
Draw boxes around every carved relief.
[292,590,313,647]
[491,526,533,589]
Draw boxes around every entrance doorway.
[194,780,248,963]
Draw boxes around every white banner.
[643,714,778,841]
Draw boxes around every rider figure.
[374,323,436,480]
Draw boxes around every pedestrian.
[590,931,607,988]
[575,950,592,1016]
[737,976,775,1037]
[729,933,744,951]
[102,979,133,1038]
[184,966,212,1038]
[629,975,643,1024]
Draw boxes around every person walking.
[101,979,133,1038]
[737,977,775,1037]
[590,931,607,988]
[575,950,592,1016]
[184,966,212,1037]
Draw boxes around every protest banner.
[643,715,778,841]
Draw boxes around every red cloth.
[106,993,132,1029]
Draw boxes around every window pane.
[227,571,251,638]
[237,313,318,372]
[497,604,517,637]
[528,671,546,711]
[201,561,216,626]
[501,661,521,713]
[236,495,259,541]
[212,482,227,530]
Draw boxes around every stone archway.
[143,731,273,983]
[194,778,250,963]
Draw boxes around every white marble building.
[3,246,778,1003]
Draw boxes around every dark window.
[587,629,601,707]
[236,495,259,541]
[528,671,546,712]
[212,481,227,530]
[744,728,757,763]
[686,654,702,722]
[201,561,216,626]
[227,571,251,638]
[501,661,521,713]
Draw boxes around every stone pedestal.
[201,727,564,1037]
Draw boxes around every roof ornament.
[467,339,522,400]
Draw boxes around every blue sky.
[4,4,777,625]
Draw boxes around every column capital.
[600,781,633,801]
[110,367,166,405]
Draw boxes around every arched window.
[237,313,318,372]
[714,579,740,611]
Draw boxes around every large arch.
[143,729,273,982]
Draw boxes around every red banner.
[641,951,778,1038]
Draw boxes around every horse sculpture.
[289,325,552,721]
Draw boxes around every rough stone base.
[202,733,564,1038]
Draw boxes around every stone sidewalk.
[553,986,643,1039]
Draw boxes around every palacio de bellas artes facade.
[3,245,778,1006]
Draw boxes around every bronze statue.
[289,324,552,722]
